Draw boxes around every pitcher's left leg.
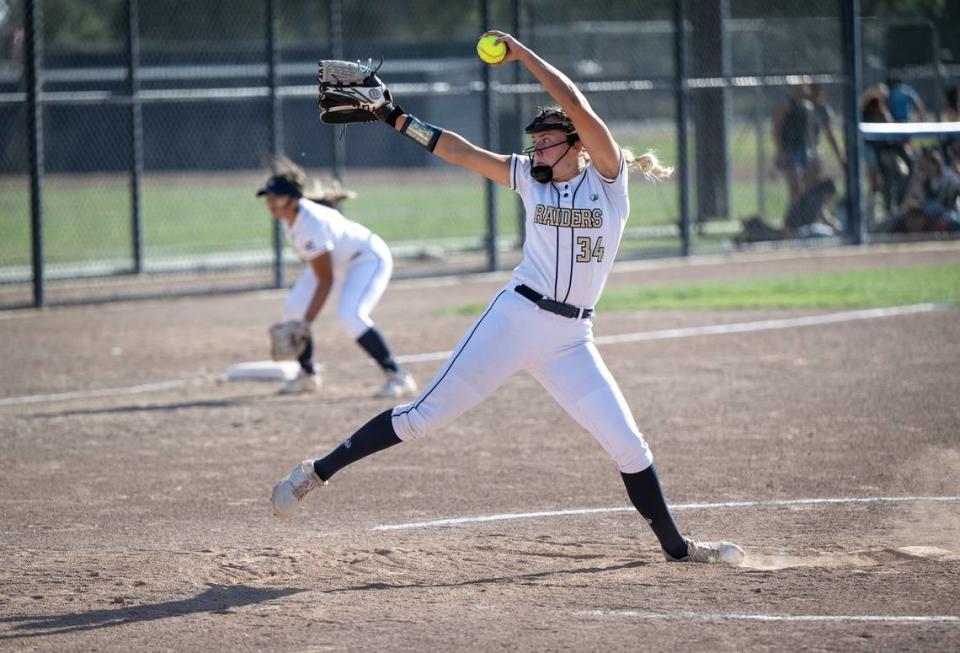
[529,341,651,473]
[530,342,699,561]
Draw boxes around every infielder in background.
[272,32,744,564]
[258,159,417,398]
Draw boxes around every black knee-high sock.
[356,327,399,373]
[313,409,401,482]
[621,465,688,559]
[299,335,316,375]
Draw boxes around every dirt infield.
[2,244,959,651]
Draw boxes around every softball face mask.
[523,109,580,184]
[522,138,577,183]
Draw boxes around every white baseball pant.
[283,234,393,339]
[391,284,653,473]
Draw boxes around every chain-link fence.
[711,7,848,247]
[1,0,30,306]
[859,15,960,237]
[2,0,958,308]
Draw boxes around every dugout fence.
[0,0,957,308]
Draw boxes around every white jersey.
[282,198,393,338]
[284,198,373,276]
[392,150,652,477]
[509,153,629,308]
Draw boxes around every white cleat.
[278,370,320,395]
[665,539,745,565]
[271,460,325,518]
[374,370,418,399]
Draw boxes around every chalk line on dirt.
[0,303,948,407]
[575,610,960,624]
[0,380,189,407]
[395,302,946,364]
[372,495,960,531]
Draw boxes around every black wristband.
[399,114,443,153]
[384,105,405,128]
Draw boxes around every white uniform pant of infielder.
[283,233,393,338]
[391,284,653,474]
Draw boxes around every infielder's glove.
[317,58,403,125]
[269,320,311,361]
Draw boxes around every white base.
[226,360,301,382]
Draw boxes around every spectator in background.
[861,89,893,193]
[784,178,841,238]
[861,82,889,108]
[946,87,959,121]
[861,87,913,213]
[0,24,22,64]
[807,83,845,175]
[943,87,959,171]
[886,77,927,123]
[773,85,817,203]
[734,177,840,245]
[912,148,960,228]
[889,147,960,233]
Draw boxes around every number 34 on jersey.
[576,236,605,263]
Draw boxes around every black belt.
[514,284,593,320]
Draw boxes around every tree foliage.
[0,0,952,53]
[862,0,946,18]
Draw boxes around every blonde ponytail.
[623,148,674,181]
[580,146,674,181]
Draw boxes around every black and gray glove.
[317,59,404,126]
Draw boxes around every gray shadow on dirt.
[327,559,650,593]
[27,391,378,418]
[28,396,264,418]
[0,583,305,640]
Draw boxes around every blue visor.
[256,176,303,198]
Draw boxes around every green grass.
[0,123,801,268]
[0,173,786,268]
[442,264,960,315]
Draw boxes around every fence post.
[512,0,525,248]
[840,0,863,245]
[690,0,732,227]
[25,0,44,306]
[266,0,285,288]
[930,21,943,121]
[126,0,144,275]
[674,0,692,256]
[328,0,346,181]
[481,0,498,271]
[753,35,767,219]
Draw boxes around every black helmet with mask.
[522,108,580,184]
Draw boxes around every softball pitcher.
[259,159,417,398]
[271,33,743,564]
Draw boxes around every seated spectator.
[886,147,960,233]
[943,87,959,170]
[733,178,840,246]
[734,216,785,245]
[784,178,841,238]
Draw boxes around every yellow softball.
[476,34,507,64]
